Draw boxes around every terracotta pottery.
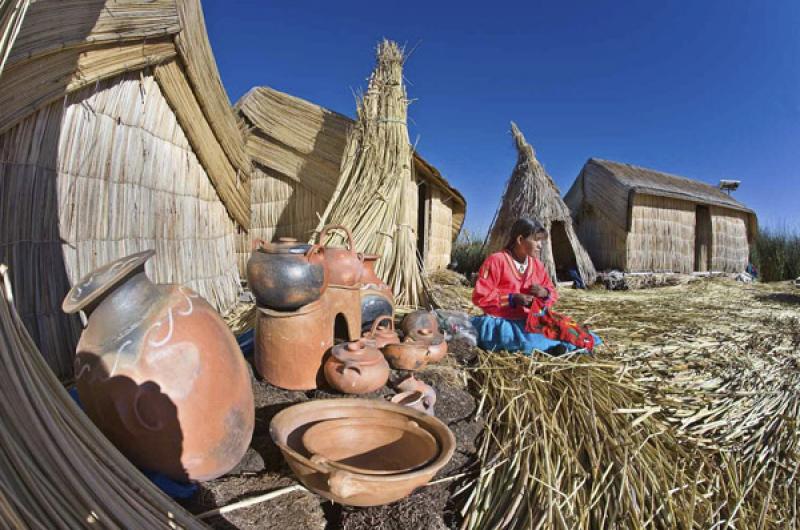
[247,238,326,311]
[362,315,400,349]
[360,288,395,332]
[317,225,364,287]
[359,254,393,295]
[326,284,363,342]
[390,390,435,416]
[401,310,440,340]
[382,338,430,371]
[324,339,390,394]
[413,328,449,363]
[269,398,455,506]
[255,299,331,390]
[62,250,254,482]
[302,417,438,475]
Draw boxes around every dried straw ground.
[461,279,799,529]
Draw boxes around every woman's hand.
[529,284,549,298]
[511,293,534,307]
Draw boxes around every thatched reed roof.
[0,0,250,227]
[236,86,466,237]
[487,123,596,285]
[585,158,753,215]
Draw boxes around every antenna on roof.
[719,179,740,195]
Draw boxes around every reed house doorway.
[417,181,429,260]
[550,221,578,281]
[694,205,712,272]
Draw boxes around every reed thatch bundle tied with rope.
[313,40,427,307]
[487,122,596,287]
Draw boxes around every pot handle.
[305,243,323,258]
[320,224,358,256]
[251,238,269,251]
[328,470,367,499]
[342,360,362,376]
[369,314,395,337]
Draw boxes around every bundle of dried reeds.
[313,40,427,307]
[486,123,596,286]
[0,0,29,76]
[0,265,206,529]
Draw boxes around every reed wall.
[710,207,750,272]
[0,71,240,378]
[627,194,695,273]
[425,186,454,270]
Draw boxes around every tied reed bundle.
[0,265,206,529]
[313,40,428,307]
[0,0,29,77]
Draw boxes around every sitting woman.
[471,217,599,355]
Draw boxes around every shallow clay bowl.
[302,417,438,475]
[270,398,455,506]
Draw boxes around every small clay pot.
[394,375,437,415]
[302,417,438,475]
[390,390,435,416]
[324,339,390,394]
[382,338,430,371]
[318,225,364,287]
[401,310,439,340]
[413,328,448,364]
[362,315,400,349]
[247,238,326,311]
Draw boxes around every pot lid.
[332,339,384,365]
[258,237,313,255]
[62,250,155,314]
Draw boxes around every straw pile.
[0,265,206,529]
[313,40,427,306]
[486,123,596,286]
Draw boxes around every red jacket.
[472,251,558,320]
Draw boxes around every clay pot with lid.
[413,328,449,364]
[361,315,400,349]
[247,237,327,311]
[62,250,254,481]
[324,339,390,394]
[382,337,430,371]
[317,225,364,287]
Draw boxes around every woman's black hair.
[505,217,547,250]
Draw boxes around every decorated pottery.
[247,238,326,311]
[318,225,363,287]
[270,399,455,506]
[382,338,430,371]
[62,250,254,482]
[361,315,400,349]
[302,417,438,475]
[324,339,390,394]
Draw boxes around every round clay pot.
[324,339,390,394]
[413,328,448,364]
[62,250,254,482]
[362,315,400,349]
[360,289,395,332]
[359,254,392,294]
[401,310,440,339]
[318,225,364,287]
[247,238,326,311]
[269,398,455,506]
[390,390,435,416]
[302,417,438,475]
[382,338,430,371]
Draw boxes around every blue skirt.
[471,315,601,355]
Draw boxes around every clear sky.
[203,0,800,235]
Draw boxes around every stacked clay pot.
[63,250,254,481]
[247,238,327,311]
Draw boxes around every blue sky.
[204,0,800,234]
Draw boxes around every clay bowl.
[270,399,455,506]
[302,417,438,475]
[381,340,430,371]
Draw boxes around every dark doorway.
[695,206,712,272]
[550,221,578,281]
[417,182,429,260]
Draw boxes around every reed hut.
[0,0,250,379]
[236,86,466,273]
[564,158,757,273]
[487,123,596,286]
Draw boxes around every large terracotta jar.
[62,250,254,482]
